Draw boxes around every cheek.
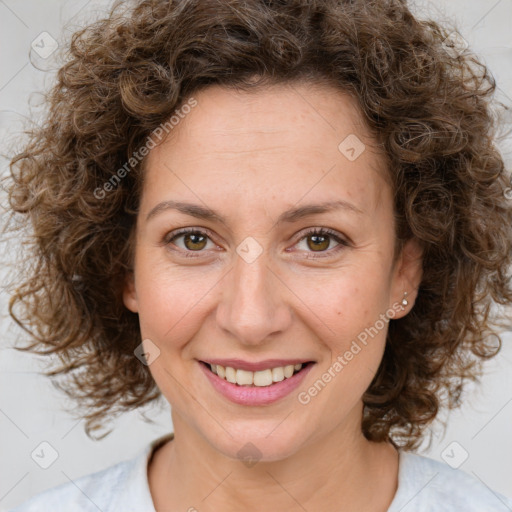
[298,265,391,340]
[297,277,390,421]
[133,265,217,401]
[298,268,391,385]
[134,261,216,352]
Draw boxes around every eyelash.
[163,227,349,259]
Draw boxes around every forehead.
[142,82,390,218]
[160,82,374,153]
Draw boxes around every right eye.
[164,228,218,257]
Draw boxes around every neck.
[149,413,399,511]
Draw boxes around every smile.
[198,360,315,406]
[207,362,305,387]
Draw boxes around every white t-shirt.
[10,433,512,511]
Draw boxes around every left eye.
[294,228,347,255]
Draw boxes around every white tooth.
[214,364,303,385]
[216,365,226,379]
[284,365,294,378]
[272,366,285,382]
[236,369,253,386]
[225,366,237,384]
[253,369,273,387]
[210,364,218,374]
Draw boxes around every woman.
[6,0,512,510]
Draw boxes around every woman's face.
[124,82,422,460]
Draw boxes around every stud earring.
[401,291,409,310]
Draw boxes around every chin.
[206,424,307,464]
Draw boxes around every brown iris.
[184,232,207,251]
[307,233,330,252]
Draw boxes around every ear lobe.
[123,271,139,313]
[392,237,424,314]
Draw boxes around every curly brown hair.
[4,0,512,448]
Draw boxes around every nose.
[215,246,292,346]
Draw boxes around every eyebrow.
[145,199,363,224]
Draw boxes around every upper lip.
[200,358,314,372]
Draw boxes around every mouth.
[199,360,315,387]
[198,359,315,406]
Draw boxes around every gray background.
[1,0,511,509]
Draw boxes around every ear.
[123,270,139,313]
[390,237,423,319]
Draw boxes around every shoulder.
[9,445,155,512]
[389,451,512,512]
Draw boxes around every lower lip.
[199,361,315,406]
